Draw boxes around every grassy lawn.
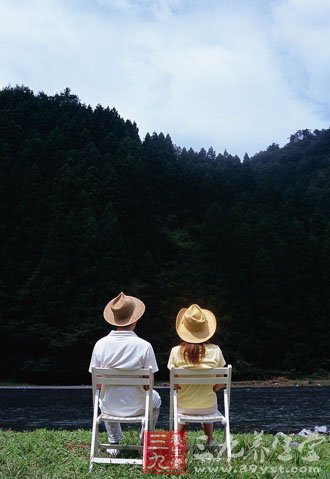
[0,428,329,478]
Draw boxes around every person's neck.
[116,324,136,332]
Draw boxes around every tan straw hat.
[176,304,217,343]
[103,292,145,327]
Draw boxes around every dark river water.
[0,386,329,434]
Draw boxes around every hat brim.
[103,296,145,326]
[175,307,217,343]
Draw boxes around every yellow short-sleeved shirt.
[167,344,226,413]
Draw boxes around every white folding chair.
[169,365,232,461]
[89,366,153,471]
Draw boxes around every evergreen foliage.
[1,86,329,383]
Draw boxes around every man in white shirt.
[89,292,161,455]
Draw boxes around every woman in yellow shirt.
[167,304,225,445]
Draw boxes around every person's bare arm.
[168,371,181,390]
[213,374,225,392]
[96,374,102,389]
[143,373,155,391]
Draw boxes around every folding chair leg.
[172,392,181,469]
[90,391,100,471]
[89,421,99,470]
[224,389,231,461]
[173,391,179,433]
[225,421,231,461]
[145,389,153,431]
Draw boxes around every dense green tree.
[0,86,329,382]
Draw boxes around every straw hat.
[176,304,217,343]
[103,292,145,327]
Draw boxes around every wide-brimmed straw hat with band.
[103,292,145,327]
[176,304,217,343]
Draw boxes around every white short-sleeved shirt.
[89,331,159,416]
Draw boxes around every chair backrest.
[91,366,153,394]
[91,366,153,423]
[170,365,232,409]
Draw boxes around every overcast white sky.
[1,0,330,158]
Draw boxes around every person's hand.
[213,384,225,392]
[174,384,181,390]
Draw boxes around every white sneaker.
[106,447,120,457]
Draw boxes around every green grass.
[0,428,329,478]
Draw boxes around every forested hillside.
[1,86,329,383]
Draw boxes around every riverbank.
[232,377,330,388]
[0,429,329,479]
[156,376,330,388]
